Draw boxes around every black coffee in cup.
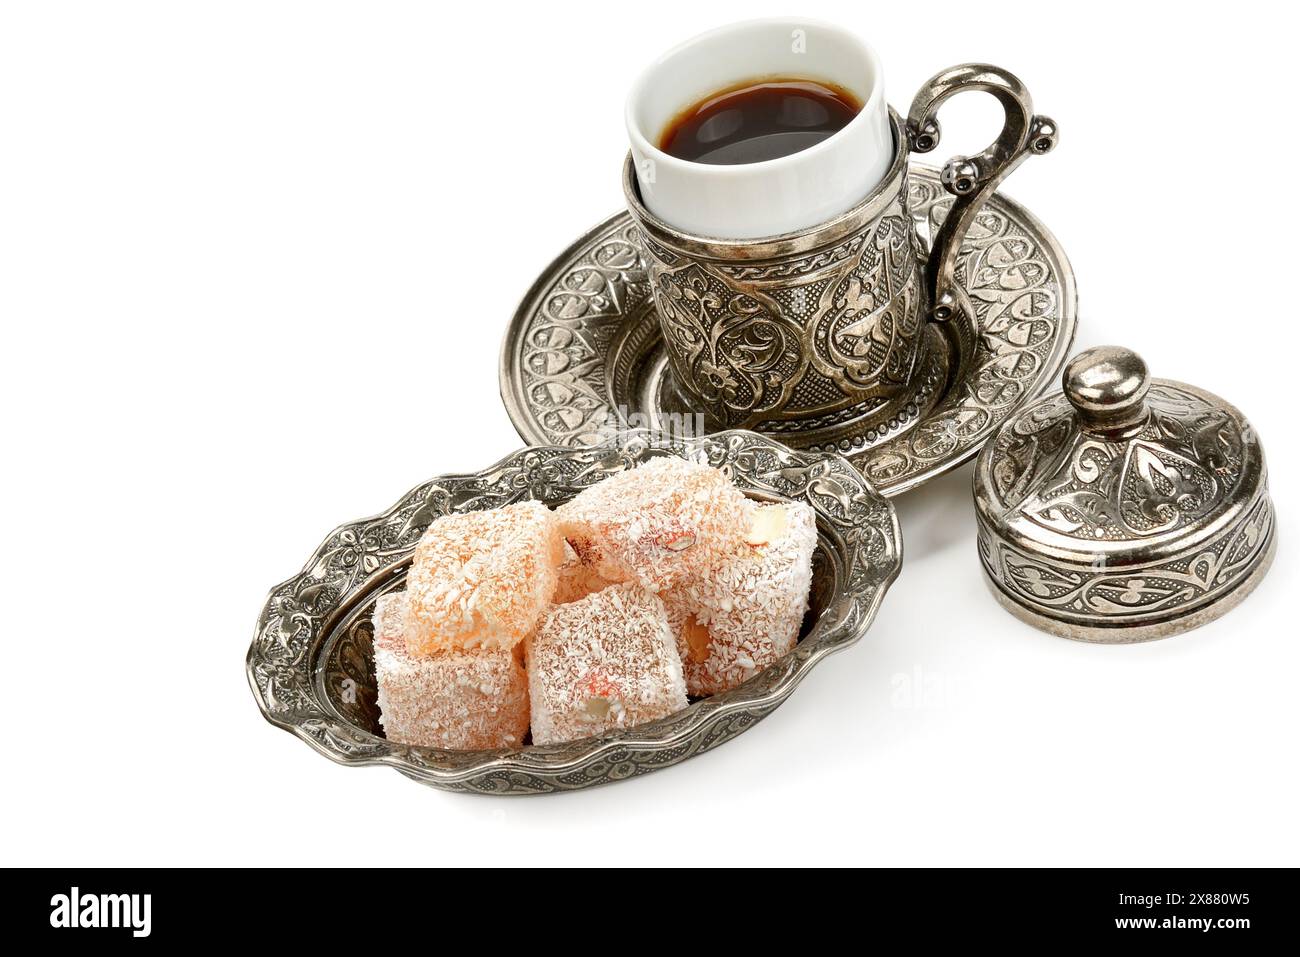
[659,77,862,165]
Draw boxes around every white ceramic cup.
[625,18,893,240]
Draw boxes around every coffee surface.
[659,77,862,165]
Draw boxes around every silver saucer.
[501,165,1077,496]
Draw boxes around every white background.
[3,1,1295,867]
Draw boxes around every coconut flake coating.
[525,582,688,745]
[665,501,816,696]
[403,500,563,655]
[557,456,752,594]
[373,591,529,751]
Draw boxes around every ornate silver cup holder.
[500,165,1077,495]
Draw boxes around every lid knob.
[1063,345,1150,433]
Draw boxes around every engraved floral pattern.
[979,494,1274,623]
[649,263,807,425]
[641,192,922,428]
[986,384,1245,541]
[812,211,922,390]
[247,431,901,795]
[512,219,651,447]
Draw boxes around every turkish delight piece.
[373,591,530,751]
[666,501,816,696]
[525,582,688,745]
[404,500,564,655]
[557,456,752,593]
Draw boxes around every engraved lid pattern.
[985,382,1245,543]
[974,346,1275,641]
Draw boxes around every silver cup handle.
[907,64,1058,346]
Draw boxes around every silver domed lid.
[973,345,1275,642]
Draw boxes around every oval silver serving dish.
[246,430,902,794]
